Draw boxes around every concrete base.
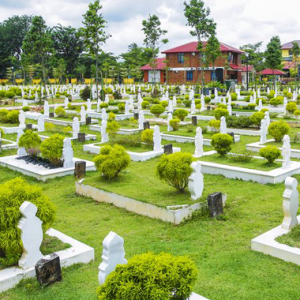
[0,155,96,181]
[1,126,25,134]
[39,134,97,142]
[87,112,133,121]
[190,293,209,300]
[1,139,17,149]
[0,228,94,293]
[24,112,41,120]
[208,127,260,136]
[251,215,300,266]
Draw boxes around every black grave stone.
[35,253,62,287]
[192,116,198,126]
[78,133,86,142]
[228,132,235,143]
[86,117,92,125]
[75,161,86,179]
[134,113,139,120]
[207,106,211,111]
[26,124,33,130]
[49,112,54,118]
[164,144,173,155]
[143,121,150,130]
[207,192,223,217]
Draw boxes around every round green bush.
[93,144,130,180]
[54,106,66,117]
[231,93,237,101]
[160,100,168,108]
[141,129,154,145]
[157,152,195,191]
[7,110,19,124]
[183,100,191,108]
[259,146,281,164]
[5,91,15,99]
[270,97,283,107]
[106,121,120,138]
[295,109,300,117]
[208,119,220,132]
[97,252,198,300]
[150,104,165,117]
[0,90,6,98]
[214,108,229,120]
[18,130,41,156]
[211,133,233,156]
[250,112,264,128]
[0,178,56,267]
[217,103,227,109]
[286,102,297,114]
[247,104,256,110]
[40,134,65,166]
[173,109,188,121]
[80,86,91,101]
[211,94,216,99]
[141,101,150,109]
[118,103,125,112]
[22,106,30,112]
[100,103,109,109]
[0,109,9,123]
[204,96,211,104]
[170,119,180,131]
[268,121,290,142]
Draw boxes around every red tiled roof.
[240,65,255,72]
[281,40,300,50]
[283,61,297,69]
[162,41,244,54]
[230,64,243,70]
[258,69,286,75]
[140,58,166,71]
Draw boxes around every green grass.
[276,225,300,248]
[267,141,300,150]
[198,153,281,171]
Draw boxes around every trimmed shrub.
[150,104,165,117]
[45,122,56,132]
[22,106,30,112]
[156,152,195,191]
[217,103,227,109]
[141,101,150,109]
[208,119,220,132]
[268,121,290,142]
[108,112,116,121]
[5,91,15,99]
[247,103,256,110]
[0,109,9,123]
[18,130,41,156]
[54,106,66,117]
[80,86,91,101]
[97,252,198,300]
[259,146,281,164]
[40,134,65,166]
[141,129,154,145]
[250,112,264,128]
[7,110,19,124]
[226,115,252,129]
[93,144,130,180]
[173,109,188,121]
[63,126,72,133]
[170,119,180,131]
[113,90,122,100]
[230,93,238,101]
[211,133,233,156]
[0,90,6,98]
[214,108,229,120]
[0,178,56,267]
[100,103,108,109]
[294,109,300,117]
[183,100,191,108]
[106,121,120,138]
[204,96,211,104]
[160,100,168,108]
[286,102,297,114]
[118,103,125,112]
[270,97,283,107]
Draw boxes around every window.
[187,71,193,81]
[178,53,184,64]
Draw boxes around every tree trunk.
[96,51,99,101]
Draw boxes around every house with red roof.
[140,58,166,84]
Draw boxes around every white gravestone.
[19,110,26,128]
[44,101,49,117]
[18,201,43,270]
[264,111,270,129]
[167,112,173,132]
[97,99,101,112]
[63,138,74,168]
[194,127,204,158]
[282,135,291,169]
[138,110,145,130]
[260,119,267,144]
[98,232,127,284]
[72,117,80,139]
[64,97,69,109]
[227,104,232,116]
[173,96,177,107]
[17,130,27,157]
[37,114,45,132]
[220,116,227,134]
[80,106,86,123]
[22,99,28,107]
[87,99,92,111]
[191,101,196,114]
[200,95,205,112]
[105,94,109,104]
[153,125,162,152]
[168,100,173,113]
[101,108,108,121]
[282,177,299,230]
[188,161,204,200]
[54,104,58,117]
[101,120,109,143]
[125,100,130,115]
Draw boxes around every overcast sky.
[0,0,299,57]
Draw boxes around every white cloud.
[0,0,299,55]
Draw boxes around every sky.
[0,0,300,57]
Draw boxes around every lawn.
[276,226,300,248]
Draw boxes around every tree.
[52,58,66,83]
[184,0,216,88]
[142,15,168,84]
[205,34,221,86]
[240,42,265,72]
[81,0,110,100]
[291,41,300,79]
[75,64,86,83]
[22,16,53,84]
[265,36,282,89]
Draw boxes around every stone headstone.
[18,201,43,270]
[188,161,204,200]
[72,117,80,139]
[134,113,139,120]
[220,116,227,134]
[101,120,109,143]
[195,127,204,157]
[153,125,162,152]
[192,116,197,126]
[282,177,299,230]
[207,192,223,217]
[207,106,211,111]
[74,161,86,179]
[282,135,291,169]
[49,112,54,118]
[260,119,267,144]
[63,138,74,168]
[86,117,92,125]
[164,144,173,155]
[38,115,45,132]
[35,253,62,286]
[78,133,86,143]
[26,124,33,130]
[19,110,26,128]
[80,106,86,123]
[228,132,235,143]
[143,121,150,130]
[98,231,127,285]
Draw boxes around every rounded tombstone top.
[103,231,124,248]
[191,161,202,173]
[20,201,38,218]
[285,176,298,190]
[196,127,202,135]
[283,134,290,143]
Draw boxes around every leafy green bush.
[113,90,122,100]
[229,150,253,163]
[97,252,198,300]
[160,100,168,108]
[286,102,297,114]
[5,91,15,99]
[80,86,91,101]
[226,115,252,129]
[183,100,191,108]
[295,110,300,117]
[214,108,229,120]
[270,97,283,107]
[22,106,30,112]
[173,109,188,121]
[118,103,125,112]
[40,134,65,166]
[108,112,116,121]
[55,106,66,117]
[268,121,290,142]
[100,103,108,109]
[45,122,56,132]
[106,121,120,138]
[217,103,227,109]
[247,103,256,110]
[18,130,41,156]
[211,133,233,156]
[141,101,150,109]
[141,129,154,145]
[170,119,180,131]
[0,109,9,123]
[94,144,130,180]
[259,146,281,164]
[7,110,19,124]
[0,90,6,98]
[250,112,264,128]
[204,96,211,104]
[157,152,194,191]
[208,119,220,132]
[150,104,165,117]
[230,93,237,101]
[0,178,56,267]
